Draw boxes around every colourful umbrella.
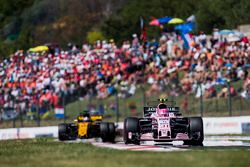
[219,29,234,35]
[29,46,49,52]
[175,22,194,34]
[158,16,172,24]
[149,19,160,26]
[168,18,184,24]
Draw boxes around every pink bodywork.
[141,104,189,141]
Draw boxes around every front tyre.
[184,117,204,146]
[58,123,68,141]
[124,117,140,145]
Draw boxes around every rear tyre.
[87,124,92,138]
[58,123,68,141]
[108,123,116,143]
[100,122,109,142]
[184,117,204,146]
[124,117,140,145]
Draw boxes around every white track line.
[206,136,250,141]
[58,136,250,152]
[92,141,186,152]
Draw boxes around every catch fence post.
[115,90,119,124]
[215,97,219,113]
[199,82,204,117]
[36,103,40,127]
[239,96,243,116]
[20,108,23,127]
[63,94,66,123]
[13,117,16,128]
[12,99,16,128]
[78,89,81,112]
[141,85,146,106]
[227,80,232,116]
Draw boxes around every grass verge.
[0,139,249,167]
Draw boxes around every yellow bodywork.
[78,122,90,137]
[90,115,102,121]
[76,115,103,138]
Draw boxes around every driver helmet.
[81,110,90,117]
[157,103,169,116]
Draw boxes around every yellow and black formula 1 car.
[58,112,115,142]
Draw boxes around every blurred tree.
[102,0,250,41]
[102,0,199,43]
[0,0,250,58]
[87,31,105,44]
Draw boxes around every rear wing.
[90,115,103,121]
[143,106,180,117]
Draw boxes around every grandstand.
[0,29,250,127]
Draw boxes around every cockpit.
[157,103,169,116]
[158,103,167,109]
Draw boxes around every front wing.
[138,117,190,141]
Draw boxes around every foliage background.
[0,0,250,57]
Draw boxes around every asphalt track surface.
[64,136,250,152]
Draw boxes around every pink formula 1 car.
[123,99,204,145]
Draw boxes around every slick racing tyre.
[124,117,140,145]
[100,122,109,142]
[58,123,69,141]
[99,122,116,142]
[108,122,116,143]
[184,117,204,146]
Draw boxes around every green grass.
[0,139,249,167]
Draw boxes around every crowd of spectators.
[0,29,249,120]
